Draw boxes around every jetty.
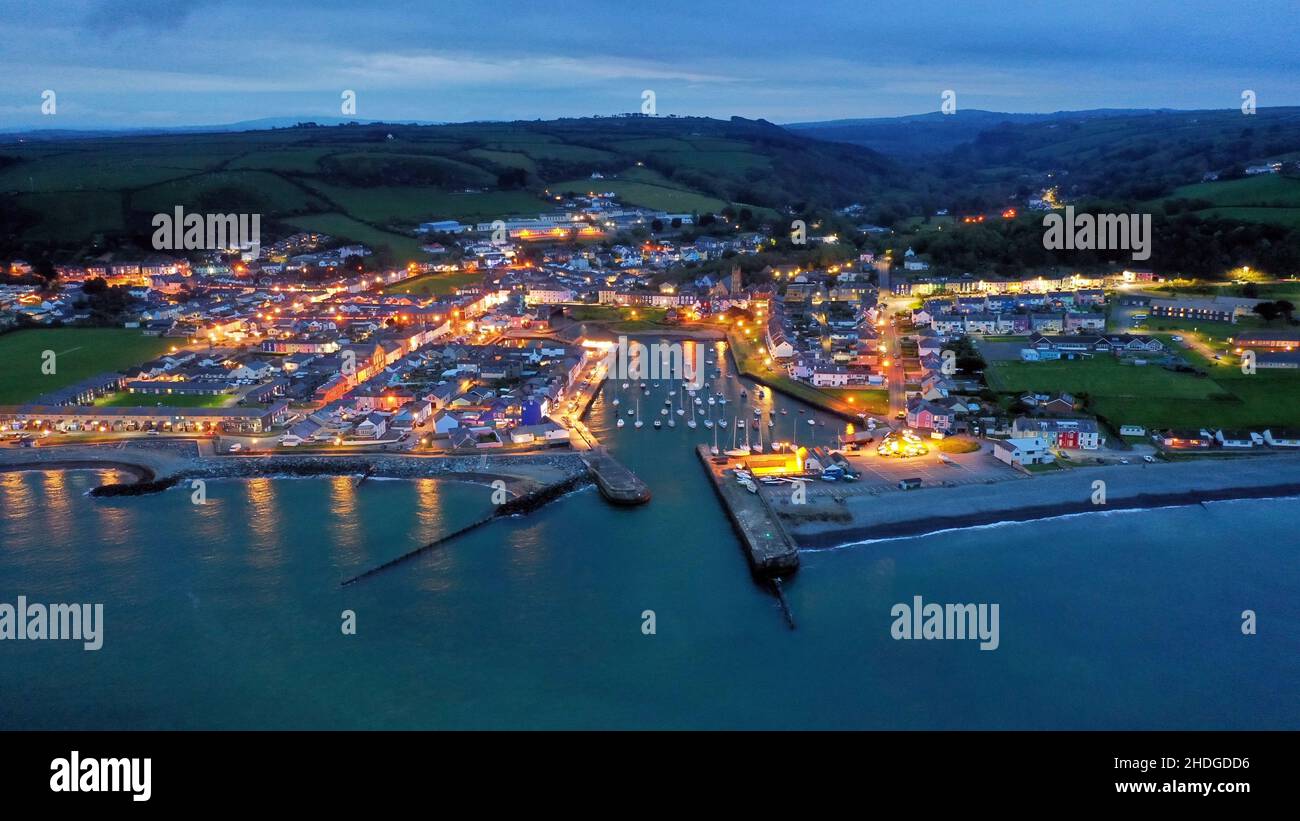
[695,445,798,576]
[581,447,651,505]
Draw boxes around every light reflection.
[328,476,364,566]
[245,478,283,569]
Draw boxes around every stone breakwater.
[0,444,589,496]
[181,452,587,489]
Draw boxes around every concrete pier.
[581,447,651,505]
[695,445,798,576]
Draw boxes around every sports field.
[0,328,174,405]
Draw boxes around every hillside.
[0,116,908,264]
[1150,173,1300,229]
[786,109,1159,156]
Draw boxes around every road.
[877,289,909,418]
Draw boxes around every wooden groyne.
[340,472,592,586]
[695,445,799,577]
[580,447,651,505]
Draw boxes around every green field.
[94,391,233,408]
[304,181,543,224]
[131,170,326,215]
[1156,175,1300,228]
[0,329,174,405]
[9,191,126,240]
[569,305,670,331]
[382,271,482,297]
[281,213,426,263]
[552,178,728,213]
[987,355,1300,430]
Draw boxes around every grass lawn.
[1022,461,1066,473]
[93,392,234,408]
[987,354,1300,430]
[568,305,673,331]
[382,271,482,298]
[935,438,982,454]
[0,328,174,405]
[820,388,890,415]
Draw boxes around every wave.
[806,493,1300,552]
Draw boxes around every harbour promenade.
[695,444,799,577]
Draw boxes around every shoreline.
[784,453,1300,549]
[796,482,1300,549]
[0,460,155,483]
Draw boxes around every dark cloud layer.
[0,0,1294,128]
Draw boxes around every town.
[4,183,1300,487]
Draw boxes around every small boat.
[653,383,659,389]
[741,390,748,399]
[738,419,746,429]
[708,397,716,405]
[688,402,698,429]
[635,400,643,429]
[704,419,714,429]
[616,417,625,428]
[660,407,668,416]
[621,383,629,389]
[753,407,761,416]
[695,397,703,406]
[807,418,816,426]
[668,417,676,428]
[627,408,635,416]
[653,419,661,429]
[781,409,788,415]
[612,397,620,406]
[799,409,806,414]
[719,418,728,429]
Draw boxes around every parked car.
[1142,455,1155,463]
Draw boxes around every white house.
[992,437,1053,466]
[354,412,389,439]
[431,410,461,436]
[1263,429,1300,447]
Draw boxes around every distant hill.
[0,115,912,263]
[786,109,1166,155]
[0,116,446,140]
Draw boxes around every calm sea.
[2,342,1297,728]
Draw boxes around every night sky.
[1,0,1296,128]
